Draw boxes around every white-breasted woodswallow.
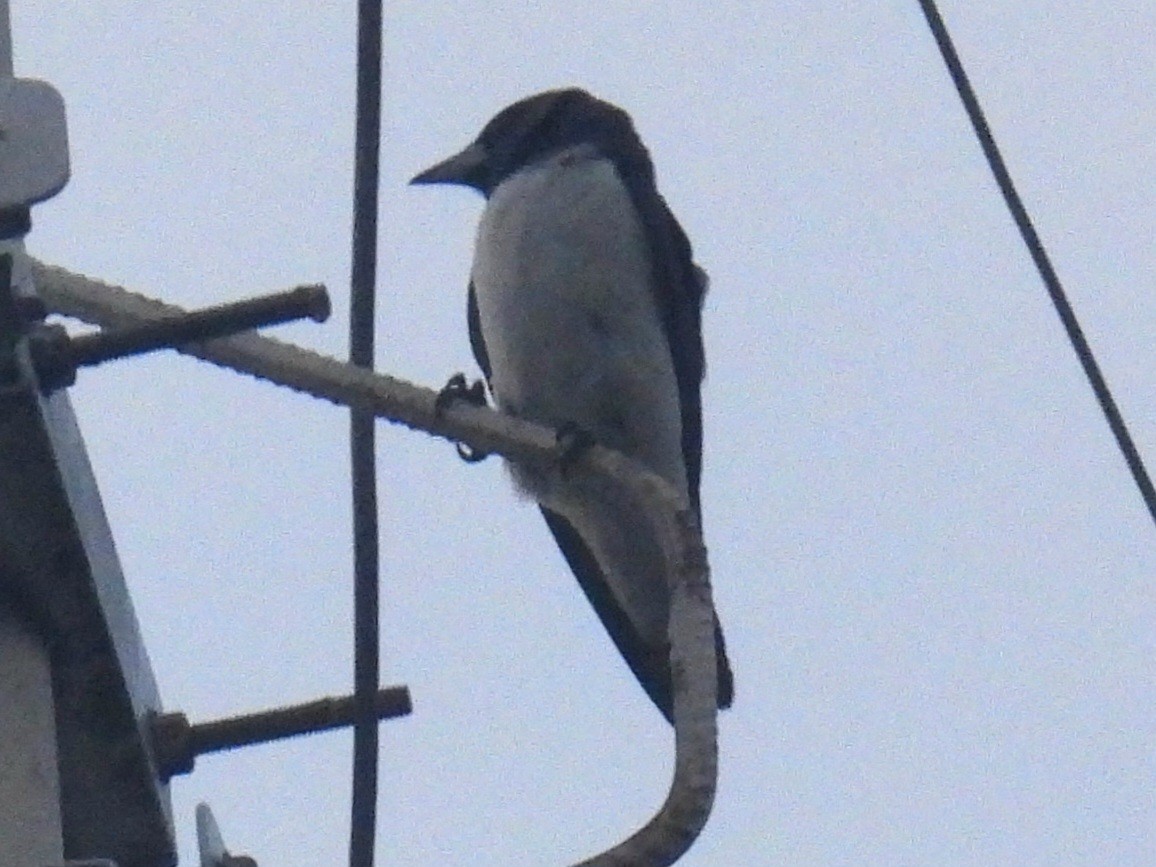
[412,88,733,723]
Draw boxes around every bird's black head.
[410,88,652,197]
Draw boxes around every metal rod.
[69,283,330,368]
[347,1,385,865]
[192,686,410,753]
[153,685,411,779]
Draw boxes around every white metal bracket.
[0,77,68,210]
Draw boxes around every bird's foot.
[435,373,490,463]
[435,372,488,412]
[555,422,596,477]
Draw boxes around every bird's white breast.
[471,147,687,495]
[471,147,688,643]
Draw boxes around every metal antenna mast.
[0,6,410,865]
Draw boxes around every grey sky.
[13,2,1156,864]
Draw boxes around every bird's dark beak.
[409,142,489,188]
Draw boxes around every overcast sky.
[12,2,1156,865]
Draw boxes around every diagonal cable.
[916,0,1156,527]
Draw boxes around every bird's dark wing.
[543,505,734,722]
[616,172,707,516]
[616,164,734,713]
[467,281,492,384]
[539,506,678,721]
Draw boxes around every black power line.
[916,0,1156,528]
[348,1,384,866]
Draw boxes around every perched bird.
[412,88,732,723]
